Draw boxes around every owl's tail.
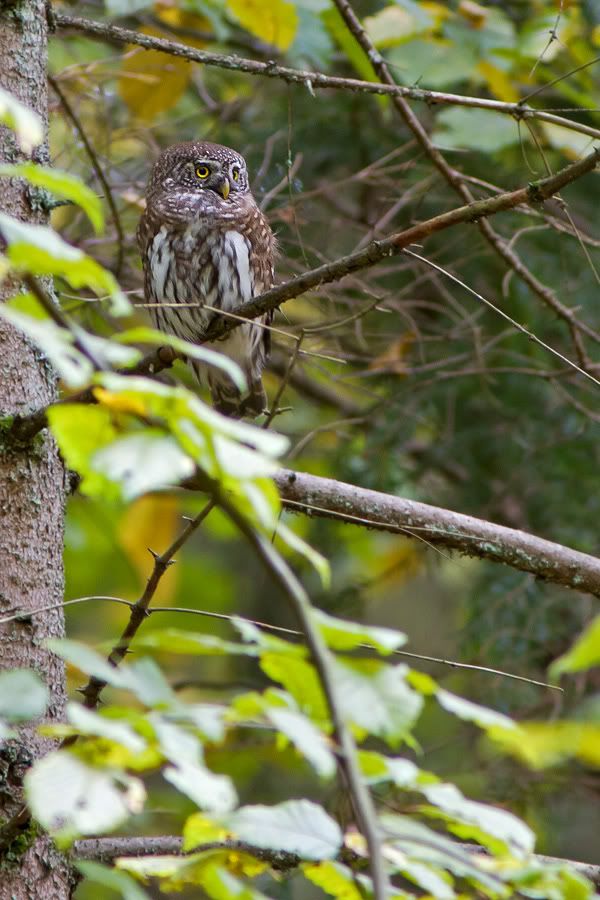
[197,362,266,419]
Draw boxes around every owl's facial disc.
[189,159,232,200]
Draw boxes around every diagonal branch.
[9,146,600,444]
[331,0,598,369]
[271,469,600,598]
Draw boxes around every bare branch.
[53,12,600,146]
[271,469,600,598]
[72,835,600,888]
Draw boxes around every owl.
[137,141,275,417]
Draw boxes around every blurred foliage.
[2,0,600,895]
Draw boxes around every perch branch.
[10,146,600,444]
[271,469,600,598]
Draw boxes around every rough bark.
[0,3,72,897]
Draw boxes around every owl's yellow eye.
[232,168,240,182]
[195,165,210,179]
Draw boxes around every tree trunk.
[0,3,72,897]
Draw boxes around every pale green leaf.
[432,107,522,153]
[437,689,515,731]
[550,614,600,679]
[275,520,330,587]
[67,703,147,753]
[267,707,336,778]
[228,799,342,859]
[76,861,151,900]
[0,87,43,152]
[313,609,406,654]
[0,213,130,315]
[489,721,600,769]
[91,431,196,500]
[25,751,145,841]
[116,327,246,391]
[260,653,329,724]
[47,638,129,689]
[0,163,104,234]
[165,761,238,814]
[422,782,534,857]
[334,658,423,745]
[303,861,366,900]
[134,628,259,657]
[0,669,48,721]
[48,405,120,495]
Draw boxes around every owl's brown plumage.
[137,141,274,417]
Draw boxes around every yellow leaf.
[118,494,179,602]
[477,61,519,103]
[93,387,148,419]
[226,0,298,52]
[118,12,208,122]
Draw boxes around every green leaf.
[266,707,336,778]
[76,861,151,900]
[67,703,147,753]
[106,0,153,13]
[134,628,259,657]
[0,87,43,152]
[436,689,515,731]
[25,751,145,842]
[228,799,343,859]
[0,163,104,234]
[91,431,196,500]
[116,327,247,392]
[422,782,534,857]
[47,638,129,689]
[550,614,600,679]
[489,721,600,769]
[334,659,423,745]
[275,521,330,587]
[165,761,238,814]
[260,653,329,725]
[0,669,48,721]
[0,213,130,315]
[48,405,119,495]
[313,609,406,654]
[432,107,523,153]
[303,861,366,900]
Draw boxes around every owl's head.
[146,141,250,202]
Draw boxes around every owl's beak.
[215,176,230,200]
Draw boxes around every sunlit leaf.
[76,861,151,900]
[436,689,515,731]
[0,214,130,314]
[0,87,43,152]
[489,721,600,769]
[183,813,228,852]
[313,609,406,654]
[266,707,336,778]
[550,614,600,678]
[334,658,423,746]
[91,431,196,500]
[165,761,238,814]
[26,751,145,842]
[0,163,104,234]
[116,326,247,390]
[260,653,329,725]
[422,782,535,857]
[134,628,259,657]
[67,703,147,753]
[228,799,342,859]
[0,669,48,721]
[226,0,298,51]
[303,861,366,900]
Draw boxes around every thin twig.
[214,490,390,900]
[49,75,125,277]
[331,0,599,374]
[0,595,560,690]
[74,500,214,712]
